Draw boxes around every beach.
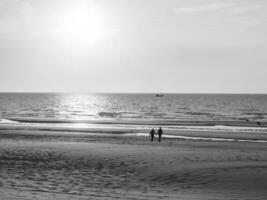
[1,0,267,197]
[1,129,267,200]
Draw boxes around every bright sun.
[57,2,116,45]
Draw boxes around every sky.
[0,0,267,93]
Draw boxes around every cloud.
[173,3,235,13]
[0,0,22,7]
[230,4,263,14]
[172,2,264,15]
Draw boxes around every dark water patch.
[184,111,213,116]
[98,112,120,118]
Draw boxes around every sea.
[1,93,267,141]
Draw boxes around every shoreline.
[1,124,267,142]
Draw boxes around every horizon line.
[0,91,267,95]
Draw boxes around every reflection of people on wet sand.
[157,127,163,142]
[149,128,155,142]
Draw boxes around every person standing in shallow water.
[149,128,155,142]
[157,127,163,142]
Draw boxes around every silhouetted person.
[157,127,163,142]
[150,128,155,142]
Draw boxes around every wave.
[3,117,267,128]
[98,112,120,118]
[0,119,19,124]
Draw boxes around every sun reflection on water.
[57,93,108,120]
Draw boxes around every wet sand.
[0,130,267,200]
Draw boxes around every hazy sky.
[0,0,267,93]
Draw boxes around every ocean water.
[1,93,267,138]
[1,93,267,121]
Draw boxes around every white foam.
[0,119,18,124]
[165,125,267,133]
[126,133,267,143]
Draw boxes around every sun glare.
[57,2,116,46]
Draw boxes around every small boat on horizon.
[155,94,164,97]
